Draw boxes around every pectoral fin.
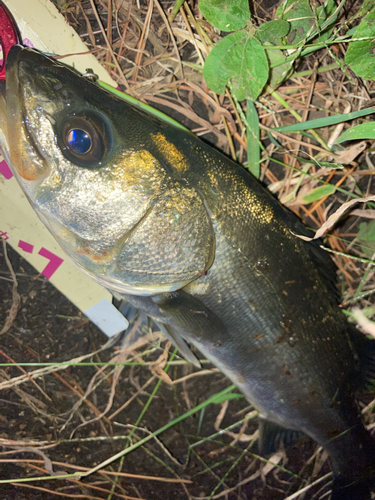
[258,416,301,455]
[152,290,227,345]
[155,321,201,368]
[122,290,227,367]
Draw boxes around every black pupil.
[67,128,92,154]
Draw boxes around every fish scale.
[2,45,375,499]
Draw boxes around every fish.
[2,44,375,499]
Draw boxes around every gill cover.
[5,45,215,295]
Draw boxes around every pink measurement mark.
[38,247,64,279]
[0,230,9,241]
[18,240,34,253]
[0,160,13,179]
[22,38,34,48]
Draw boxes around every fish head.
[4,46,214,295]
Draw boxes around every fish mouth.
[5,43,23,69]
[6,45,51,181]
[6,45,89,182]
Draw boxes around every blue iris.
[67,128,92,154]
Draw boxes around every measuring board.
[0,0,129,336]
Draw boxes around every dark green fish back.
[126,126,375,497]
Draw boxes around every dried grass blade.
[294,195,375,241]
[0,241,21,335]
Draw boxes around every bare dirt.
[0,245,330,500]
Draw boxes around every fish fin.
[152,290,228,345]
[258,417,300,455]
[120,290,226,367]
[331,479,373,500]
[328,422,375,500]
[117,300,141,322]
[155,321,201,368]
[347,326,375,391]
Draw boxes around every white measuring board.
[0,0,128,336]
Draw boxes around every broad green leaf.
[257,20,290,44]
[276,0,315,45]
[358,221,375,258]
[265,45,293,87]
[346,26,358,37]
[203,31,269,100]
[256,20,291,88]
[336,122,375,143]
[358,220,375,241]
[345,9,375,80]
[199,0,250,31]
[302,184,336,203]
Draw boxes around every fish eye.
[67,128,92,154]
[58,113,112,167]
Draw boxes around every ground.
[0,244,331,499]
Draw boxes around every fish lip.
[5,45,51,180]
[6,44,55,75]
[5,44,24,73]
[5,45,22,111]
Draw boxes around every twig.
[0,241,21,335]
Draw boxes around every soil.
[0,246,330,500]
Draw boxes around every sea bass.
[2,45,375,499]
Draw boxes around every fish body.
[3,45,375,499]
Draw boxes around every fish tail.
[328,330,375,500]
[331,479,373,500]
[329,425,375,500]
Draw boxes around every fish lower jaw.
[75,263,187,296]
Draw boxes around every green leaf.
[275,106,375,132]
[212,393,244,403]
[256,20,291,88]
[99,82,189,131]
[357,0,375,19]
[199,0,250,31]
[265,45,293,87]
[246,99,260,178]
[358,221,375,258]
[257,20,290,45]
[266,130,283,148]
[276,0,315,45]
[345,9,375,80]
[336,122,375,143]
[302,184,336,203]
[358,220,375,241]
[316,0,338,43]
[203,31,269,100]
